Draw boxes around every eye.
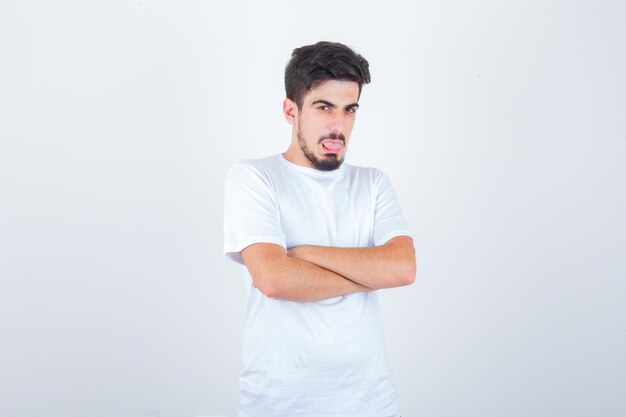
[346,107,357,113]
[318,105,329,111]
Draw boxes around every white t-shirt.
[223,153,413,417]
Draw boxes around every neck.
[283,140,314,169]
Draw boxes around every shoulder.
[227,154,277,172]
[342,162,387,185]
[225,155,281,183]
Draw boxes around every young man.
[223,41,415,417]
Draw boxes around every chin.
[321,152,342,159]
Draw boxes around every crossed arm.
[240,236,416,302]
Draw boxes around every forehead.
[303,80,360,105]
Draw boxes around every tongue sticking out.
[321,139,343,153]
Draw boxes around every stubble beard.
[296,126,346,171]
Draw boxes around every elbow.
[252,271,283,299]
[386,236,417,287]
[397,258,417,286]
[260,283,282,299]
[398,269,415,287]
[241,243,288,299]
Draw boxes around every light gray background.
[1,1,624,416]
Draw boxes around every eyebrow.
[311,99,360,110]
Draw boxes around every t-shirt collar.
[278,153,345,177]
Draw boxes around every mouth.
[320,139,343,154]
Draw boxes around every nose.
[328,111,347,132]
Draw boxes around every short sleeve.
[223,163,286,265]
[373,170,414,246]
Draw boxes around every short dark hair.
[284,41,371,109]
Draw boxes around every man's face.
[294,80,360,171]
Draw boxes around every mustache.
[319,132,346,143]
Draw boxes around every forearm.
[287,238,416,290]
[268,256,374,302]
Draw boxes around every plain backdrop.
[1,1,625,417]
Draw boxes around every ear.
[283,98,298,125]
